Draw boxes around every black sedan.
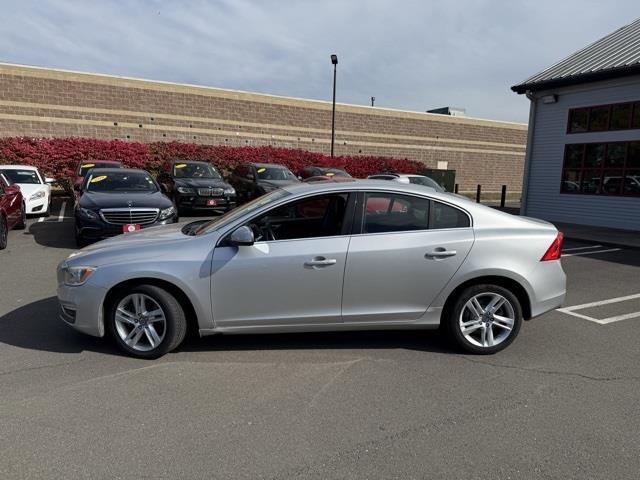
[74,168,178,247]
[157,160,237,214]
[300,166,351,180]
[227,162,300,203]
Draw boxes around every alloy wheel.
[458,292,515,348]
[114,293,167,352]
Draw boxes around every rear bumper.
[528,260,567,318]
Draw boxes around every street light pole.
[371,96,375,107]
[330,54,338,157]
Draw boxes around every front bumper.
[75,214,178,240]
[57,280,108,337]
[26,197,47,214]
[175,193,236,212]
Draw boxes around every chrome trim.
[99,207,160,225]
[198,187,224,197]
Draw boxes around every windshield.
[173,162,221,179]
[85,171,158,193]
[1,169,41,184]
[194,189,290,235]
[78,162,120,177]
[408,176,444,191]
[256,166,297,181]
[323,169,351,178]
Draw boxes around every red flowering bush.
[0,137,423,192]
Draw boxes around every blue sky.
[1,0,638,122]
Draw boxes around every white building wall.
[523,75,640,231]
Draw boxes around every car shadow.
[0,297,117,355]
[26,220,77,249]
[0,297,454,357]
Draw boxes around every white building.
[512,18,640,231]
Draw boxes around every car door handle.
[425,249,457,259]
[305,257,337,267]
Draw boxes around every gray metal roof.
[512,17,640,93]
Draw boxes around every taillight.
[541,232,564,261]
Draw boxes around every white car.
[0,165,54,216]
[367,173,446,192]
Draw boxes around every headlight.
[177,186,195,194]
[223,187,236,195]
[79,207,98,219]
[29,190,46,201]
[159,206,176,220]
[64,266,95,286]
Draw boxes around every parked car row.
[0,158,448,249]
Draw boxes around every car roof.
[247,162,288,169]
[170,160,212,166]
[79,160,121,165]
[282,179,441,196]
[0,165,38,171]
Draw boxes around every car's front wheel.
[445,284,522,354]
[107,284,187,359]
[15,203,27,230]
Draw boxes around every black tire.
[444,284,522,354]
[0,215,7,250]
[106,284,187,359]
[75,229,90,248]
[14,203,26,230]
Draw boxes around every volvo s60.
[57,181,566,358]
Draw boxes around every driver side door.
[211,192,354,328]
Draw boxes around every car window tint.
[430,201,470,229]
[363,193,429,234]
[248,193,349,241]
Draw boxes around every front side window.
[363,193,430,233]
[246,193,349,241]
[1,169,41,184]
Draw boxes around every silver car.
[57,181,566,358]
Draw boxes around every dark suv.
[157,160,237,214]
[227,162,300,202]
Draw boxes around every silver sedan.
[57,180,566,358]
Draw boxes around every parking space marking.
[562,248,621,257]
[557,293,640,324]
[562,244,602,252]
[37,216,45,223]
[57,201,66,222]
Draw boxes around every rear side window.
[431,201,470,229]
[363,193,430,233]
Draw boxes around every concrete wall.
[522,75,640,231]
[0,63,527,193]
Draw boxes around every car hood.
[174,178,230,189]
[65,222,204,266]
[258,179,300,188]
[15,183,46,198]
[79,191,173,209]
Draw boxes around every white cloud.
[0,0,638,122]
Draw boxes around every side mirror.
[229,225,254,246]
[45,177,56,184]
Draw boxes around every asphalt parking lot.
[1,198,639,479]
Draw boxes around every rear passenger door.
[341,192,474,323]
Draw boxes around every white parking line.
[57,201,66,222]
[562,244,602,252]
[557,293,640,324]
[37,216,45,223]
[562,248,621,257]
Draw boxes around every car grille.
[100,208,159,225]
[197,187,224,197]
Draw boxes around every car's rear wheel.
[107,284,187,359]
[445,284,522,354]
[15,203,26,230]
[0,215,7,250]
